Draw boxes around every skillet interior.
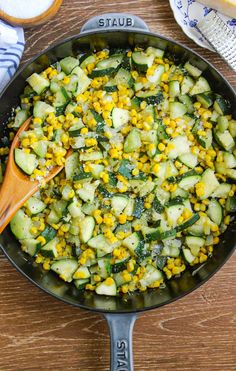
[0,29,236,313]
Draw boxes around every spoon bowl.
[0,117,70,233]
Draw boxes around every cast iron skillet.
[0,13,236,371]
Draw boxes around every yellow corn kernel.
[210,224,218,232]
[127,260,135,273]
[105,277,115,286]
[30,226,38,234]
[116,231,126,240]
[93,209,102,217]
[168,184,177,193]
[200,204,206,212]
[161,72,168,81]
[102,172,109,183]
[196,188,205,197]
[158,143,165,152]
[43,261,50,270]
[191,257,199,265]
[208,246,214,253]
[122,271,132,282]
[63,76,71,85]
[164,268,172,280]
[121,285,129,294]
[85,138,97,147]
[195,167,203,174]
[197,130,206,137]
[96,215,104,224]
[103,214,114,227]
[194,203,201,212]
[174,258,181,267]
[74,271,87,279]
[199,254,208,263]
[224,215,231,225]
[60,224,70,233]
[143,122,151,131]
[144,202,151,209]
[152,164,159,173]
[109,148,120,159]
[21,138,30,147]
[172,266,180,275]
[74,183,82,190]
[68,190,75,199]
[80,127,88,135]
[229,190,234,197]
[61,134,69,145]
[148,143,156,152]
[51,223,59,230]
[177,216,184,224]
[132,168,139,176]
[85,284,95,291]
[23,148,31,154]
[202,111,211,120]
[49,70,58,79]
[37,236,46,245]
[119,186,128,193]
[118,214,127,224]
[33,117,42,125]
[219,198,226,206]
[38,222,45,232]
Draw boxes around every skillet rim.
[0,27,236,314]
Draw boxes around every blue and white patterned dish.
[169,0,236,51]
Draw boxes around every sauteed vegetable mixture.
[1,46,236,296]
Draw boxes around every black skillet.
[0,13,236,371]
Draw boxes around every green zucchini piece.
[184,61,202,78]
[95,279,117,296]
[12,110,29,128]
[51,259,78,282]
[10,210,34,239]
[14,149,38,175]
[207,199,222,225]
[190,77,211,95]
[90,55,123,77]
[124,128,141,153]
[27,73,49,94]
[169,102,187,119]
[200,169,220,200]
[196,92,213,108]
[79,216,95,243]
[132,51,154,72]
[60,56,79,74]
[214,96,231,115]
[226,196,236,212]
[25,196,46,214]
[40,237,59,258]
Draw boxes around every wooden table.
[0,1,236,370]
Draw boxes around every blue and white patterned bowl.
[169,0,236,51]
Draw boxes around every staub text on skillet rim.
[0,13,235,371]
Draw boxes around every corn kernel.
[118,214,127,224]
[158,143,165,152]
[105,277,115,286]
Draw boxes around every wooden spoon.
[0,117,70,233]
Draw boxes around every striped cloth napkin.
[0,20,25,93]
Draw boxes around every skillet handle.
[80,13,149,33]
[104,313,137,371]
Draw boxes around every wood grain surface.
[0,1,236,370]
